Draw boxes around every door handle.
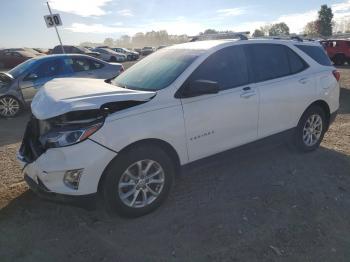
[240,87,256,99]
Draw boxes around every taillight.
[333,70,340,82]
[119,65,124,74]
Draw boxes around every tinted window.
[247,44,290,82]
[30,59,64,79]
[287,48,308,74]
[89,59,104,70]
[295,45,332,66]
[65,57,93,72]
[189,46,249,90]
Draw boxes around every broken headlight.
[39,119,104,148]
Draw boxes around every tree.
[252,29,264,37]
[103,38,114,47]
[318,5,333,36]
[269,22,290,36]
[203,29,218,35]
[304,20,321,36]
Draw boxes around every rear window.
[295,45,332,66]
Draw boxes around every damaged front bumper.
[17,117,117,206]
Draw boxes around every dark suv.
[320,39,350,65]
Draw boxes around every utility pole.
[46,1,65,53]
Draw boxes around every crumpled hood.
[31,78,156,120]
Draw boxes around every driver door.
[179,45,259,162]
[20,58,65,103]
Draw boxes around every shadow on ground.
[0,112,30,147]
[1,141,350,262]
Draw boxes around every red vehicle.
[0,50,35,69]
[320,39,350,65]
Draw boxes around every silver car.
[0,54,124,117]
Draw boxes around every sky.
[1,0,350,48]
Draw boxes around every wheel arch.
[97,138,181,193]
[303,100,331,128]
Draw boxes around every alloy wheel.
[302,114,323,147]
[118,159,165,208]
[0,97,20,117]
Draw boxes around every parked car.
[0,54,123,117]
[141,46,154,56]
[52,45,100,58]
[134,48,142,54]
[320,39,350,65]
[33,48,50,55]
[18,39,339,217]
[112,48,139,60]
[2,48,44,57]
[93,47,127,62]
[0,50,36,69]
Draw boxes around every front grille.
[19,116,45,163]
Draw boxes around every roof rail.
[251,34,315,42]
[189,32,250,42]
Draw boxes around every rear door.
[180,45,259,161]
[20,58,65,102]
[245,43,313,138]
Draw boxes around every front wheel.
[0,96,22,118]
[294,106,326,152]
[102,145,175,217]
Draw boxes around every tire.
[109,56,117,62]
[0,96,22,118]
[333,54,346,66]
[293,105,327,152]
[102,144,175,217]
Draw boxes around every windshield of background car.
[8,59,37,79]
[111,49,202,91]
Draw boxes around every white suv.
[17,39,340,217]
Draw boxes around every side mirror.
[182,80,220,98]
[25,73,38,81]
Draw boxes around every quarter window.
[188,45,249,90]
[295,45,332,66]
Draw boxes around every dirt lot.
[0,67,349,262]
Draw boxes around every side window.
[189,45,249,90]
[295,45,332,66]
[70,57,92,72]
[89,59,104,70]
[27,59,63,79]
[247,44,290,82]
[286,47,308,74]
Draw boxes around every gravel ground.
[0,67,349,262]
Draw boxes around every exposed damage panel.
[31,78,156,120]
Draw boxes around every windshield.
[8,58,37,78]
[111,49,201,91]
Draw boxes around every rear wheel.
[109,56,117,62]
[102,145,175,217]
[0,96,21,118]
[294,106,326,152]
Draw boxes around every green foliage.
[268,22,290,36]
[318,5,334,36]
[252,29,265,37]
